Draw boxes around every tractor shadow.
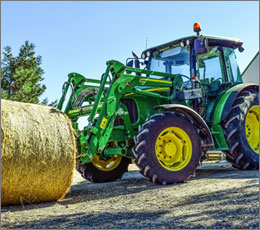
[193,161,259,180]
[61,161,258,205]
[3,210,169,229]
[63,169,167,204]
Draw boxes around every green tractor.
[57,23,259,185]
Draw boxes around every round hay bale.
[1,99,76,205]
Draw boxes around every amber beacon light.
[193,22,201,34]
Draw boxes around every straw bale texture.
[1,99,76,205]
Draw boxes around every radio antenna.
[145,36,148,50]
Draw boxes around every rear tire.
[77,155,131,183]
[222,89,259,169]
[133,112,204,185]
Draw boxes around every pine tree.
[1,41,46,104]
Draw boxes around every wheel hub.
[155,127,192,171]
[245,105,259,154]
[164,142,177,156]
[92,155,122,171]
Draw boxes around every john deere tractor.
[57,23,259,185]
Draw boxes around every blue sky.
[1,1,259,103]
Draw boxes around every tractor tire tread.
[134,111,204,185]
[77,157,131,183]
[222,89,259,170]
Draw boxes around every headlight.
[180,40,185,47]
[146,51,151,57]
[141,53,146,59]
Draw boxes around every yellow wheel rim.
[155,127,192,171]
[92,154,122,171]
[245,105,259,154]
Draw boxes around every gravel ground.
[1,161,259,229]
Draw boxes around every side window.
[203,56,223,81]
[224,48,242,83]
[198,47,225,82]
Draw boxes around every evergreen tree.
[1,41,46,104]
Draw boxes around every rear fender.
[210,83,258,150]
[154,104,214,152]
[212,83,259,125]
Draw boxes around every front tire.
[222,89,259,170]
[133,112,204,185]
[77,155,131,183]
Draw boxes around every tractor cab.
[139,23,244,92]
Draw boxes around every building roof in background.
[242,51,259,76]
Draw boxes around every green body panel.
[209,85,238,149]
[212,84,241,125]
[210,124,229,150]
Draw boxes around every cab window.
[149,45,190,77]
[149,45,191,87]
[197,46,225,83]
[223,47,242,83]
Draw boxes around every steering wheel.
[180,74,193,89]
[211,77,223,84]
[180,74,190,81]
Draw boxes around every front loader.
[57,23,259,185]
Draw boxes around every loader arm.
[57,72,110,116]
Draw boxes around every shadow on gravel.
[2,164,258,215]
[65,166,258,204]
[1,201,57,213]
[1,172,170,212]
[2,181,259,229]
[3,182,259,229]
[61,174,174,206]
[172,183,259,229]
[3,211,169,229]
[194,167,259,180]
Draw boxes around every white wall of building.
[242,52,259,85]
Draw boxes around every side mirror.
[131,51,140,69]
[194,38,208,55]
[134,59,140,69]
[126,59,140,69]
[126,60,134,67]
[238,46,244,53]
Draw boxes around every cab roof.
[142,35,243,55]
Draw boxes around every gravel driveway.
[1,161,259,229]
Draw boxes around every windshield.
[149,46,190,77]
